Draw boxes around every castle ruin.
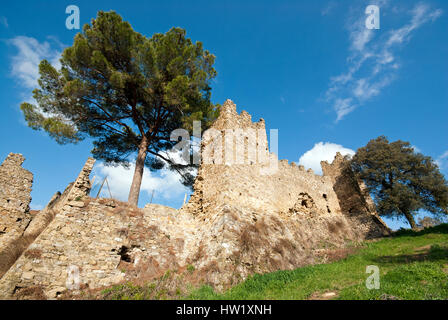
[0,100,390,299]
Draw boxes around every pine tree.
[21,11,218,205]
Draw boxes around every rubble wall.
[321,153,390,238]
[0,199,199,299]
[0,100,390,299]
[0,154,33,242]
[0,158,95,280]
[0,153,33,214]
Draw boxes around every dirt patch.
[315,246,359,263]
[61,265,212,300]
[376,244,447,264]
[443,264,448,274]
[308,291,338,300]
[414,245,431,253]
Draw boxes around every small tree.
[351,136,448,230]
[21,11,218,206]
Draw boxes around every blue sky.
[0,0,447,230]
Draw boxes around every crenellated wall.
[183,100,382,225]
[0,99,390,299]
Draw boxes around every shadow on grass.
[392,223,448,238]
[374,243,448,264]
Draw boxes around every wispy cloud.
[321,1,337,16]
[325,2,443,122]
[436,150,448,169]
[9,36,62,89]
[0,16,8,28]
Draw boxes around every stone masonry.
[0,153,34,278]
[0,157,95,283]
[0,153,33,236]
[0,100,390,299]
[184,100,342,218]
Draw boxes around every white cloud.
[92,149,196,206]
[436,150,448,169]
[386,4,442,47]
[9,36,62,89]
[350,27,373,52]
[93,162,194,205]
[325,2,443,122]
[334,98,356,122]
[439,151,448,159]
[298,142,355,175]
[411,145,421,153]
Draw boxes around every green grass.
[89,224,448,300]
[187,224,448,300]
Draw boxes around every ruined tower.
[0,100,391,299]
[0,153,33,240]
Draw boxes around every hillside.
[0,102,390,299]
[85,224,448,300]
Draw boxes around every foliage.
[21,11,219,203]
[350,136,448,229]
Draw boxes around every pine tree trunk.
[403,210,417,230]
[128,137,149,206]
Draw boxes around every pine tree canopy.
[20,11,219,205]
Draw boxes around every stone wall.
[0,153,33,237]
[0,99,391,299]
[176,99,390,289]
[182,99,388,233]
[321,153,390,238]
[0,158,95,281]
[0,196,360,298]
[183,100,342,218]
[0,198,200,299]
[0,153,34,278]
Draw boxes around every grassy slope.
[93,224,448,300]
[188,224,448,300]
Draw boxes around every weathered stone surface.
[0,153,33,214]
[0,99,391,299]
[0,157,95,282]
[321,152,390,238]
[182,100,342,219]
[0,153,34,279]
[0,154,33,244]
